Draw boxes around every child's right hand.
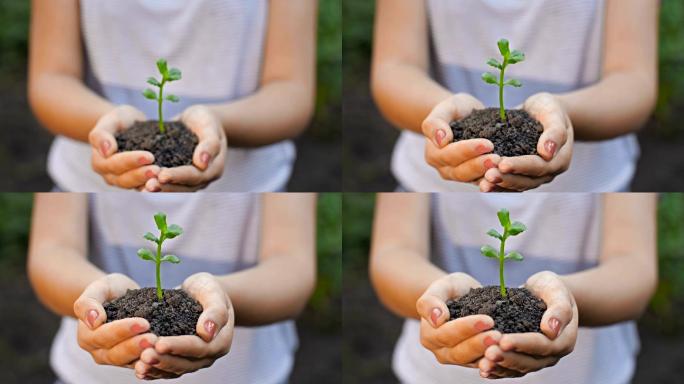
[416,273,502,366]
[73,273,157,368]
[422,94,500,183]
[88,105,160,190]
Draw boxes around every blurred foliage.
[0,193,32,277]
[342,193,684,334]
[343,0,684,136]
[0,0,29,75]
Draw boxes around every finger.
[484,168,553,192]
[437,139,495,167]
[192,136,221,171]
[498,156,553,177]
[89,125,118,158]
[158,166,206,187]
[422,115,454,148]
[156,321,232,359]
[104,165,160,190]
[182,277,231,343]
[498,332,554,356]
[82,317,151,349]
[416,273,481,327]
[422,315,495,348]
[135,360,180,380]
[438,154,500,182]
[89,106,146,155]
[440,330,501,365]
[140,348,213,376]
[94,333,157,366]
[525,273,575,340]
[144,178,162,192]
[92,149,155,176]
[535,113,567,161]
[157,182,209,192]
[485,345,558,375]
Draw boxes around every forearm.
[370,247,447,320]
[557,71,656,142]
[216,255,315,326]
[371,62,452,134]
[28,246,105,317]
[207,80,313,148]
[560,256,656,326]
[29,73,114,142]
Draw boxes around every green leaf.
[487,229,502,240]
[166,94,180,103]
[505,251,524,261]
[161,254,181,264]
[508,221,527,236]
[486,58,502,69]
[480,245,498,258]
[154,212,167,232]
[481,72,499,85]
[167,68,182,81]
[143,232,159,243]
[165,224,183,239]
[497,209,511,228]
[156,59,168,76]
[147,77,161,87]
[508,50,525,64]
[137,248,155,261]
[142,88,157,100]
[505,79,522,87]
[497,39,510,56]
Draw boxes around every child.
[370,193,656,382]
[28,0,316,192]
[28,193,316,382]
[371,0,657,192]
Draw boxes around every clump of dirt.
[447,286,546,334]
[451,108,542,157]
[104,288,202,336]
[116,121,198,168]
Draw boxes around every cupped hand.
[134,272,234,380]
[480,93,573,192]
[417,273,502,366]
[89,105,160,190]
[478,271,578,379]
[73,273,157,367]
[144,105,227,192]
[423,94,501,183]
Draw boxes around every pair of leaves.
[152,212,183,239]
[156,59,182,82]
[480,245,524,261]
[137,248,180,264]
[496,39,525,64]
[142,58,182,102]
[142,88,180,103]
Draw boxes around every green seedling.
[481,209,526,298]
[137,212,182,301]
[482,39,525,122]
[143,59,182,134]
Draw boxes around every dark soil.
[104,288,202,336]
[447,286,546,334]
[450,108,543,157]
[115,121,198,168]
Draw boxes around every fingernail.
[549,317,561,337]
[204,320,217,339]
[148,358,159,365]
[100,141,110,157]
[434,129,446,146]
[475,321,492,331]
[200,151,211,166]
[476,144,492,154]
[484,159,496,170]
[484,336,498,347]
[139,339,154,349]
[544,140,557,157]
[492,176,502,184]
[430,308,442,327]
[138,156,150,165]
[492,353,504,362]
[131,323,147,333]
[86,309,98,329]
[145,170,156,179]
[480,371,489,378]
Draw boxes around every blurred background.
[0,0,341,191]
[343,193,684,383]
[0,193,342,383]
[343,1,684,191]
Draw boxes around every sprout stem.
[156,235,163,301]
[498,57,507,122]
[158,79,166,134]
[499,235,507,297]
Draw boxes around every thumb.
[421,116,453,149]
[416,273,481,328]
[416,292,450,328]
[540,299,573,340]
[73,280,109,330]
[526,272,574,340]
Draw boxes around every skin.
[371,0,658,192]
[370,193,657,379]
[28,193,316,380]
[28,0,316,191]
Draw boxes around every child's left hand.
[134,272,234,380]
[144,105,227,192]
[478,271,578,379]
[480,93,574,192]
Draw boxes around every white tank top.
[392,193,639,384]
[47,0,295,192]
[392,0,639,192]
[50,194,297,384]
